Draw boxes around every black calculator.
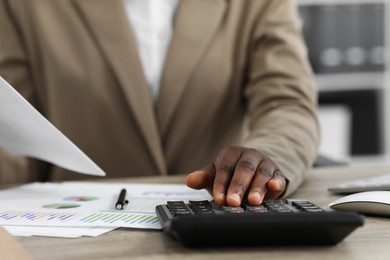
[155,199,364,247]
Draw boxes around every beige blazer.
[0,0,319,196]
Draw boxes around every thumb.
[186,170,209,189]
[186,165,215,193]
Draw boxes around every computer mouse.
[329,191,390,217]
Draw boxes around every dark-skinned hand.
[186,146,286,206]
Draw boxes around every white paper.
[2,226,115,238]
[0,76,105,176]
[0,182,212,235]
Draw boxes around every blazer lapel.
[156,0,227,136]
[72,0,166,174]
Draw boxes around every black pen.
[115,188,128,210]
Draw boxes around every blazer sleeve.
[241,0,320,196]
[0,0,49,184]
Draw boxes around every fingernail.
[229,193,241,205]
[249,192,261,201]
[270,179,281,190]
[217,193,225,202]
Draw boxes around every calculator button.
[189,200,213,209]
[167,201,192,216]
[167,201,187,208]
[304,208,324,212]
[263,201,292,212]
[291,201,324,212]
[245,205,268,213]
[263,200,285,206]
[189,200,214,215]
[221,206,245,213]
[268,207,293,213]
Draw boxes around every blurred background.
[296,0,389,166]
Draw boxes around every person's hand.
[186,146,286,206]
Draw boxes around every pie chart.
[63,196,99,201]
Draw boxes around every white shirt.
[124,0,180,101]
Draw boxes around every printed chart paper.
[0,209,161,229]
[0,182,212,236]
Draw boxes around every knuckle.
[237,160,257,173]
[217,164,235,175]
[275,170,286,182]
[257,166,273,179]
[216,179,229,190]
[274,168,282,176]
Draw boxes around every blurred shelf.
[296,0,386,6]
[315,72,385,92]
[347,154,390,167]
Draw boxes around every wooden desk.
[11,166,390,259]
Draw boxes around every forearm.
[242,0,320,196]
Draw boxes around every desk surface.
[10,166,390,259]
